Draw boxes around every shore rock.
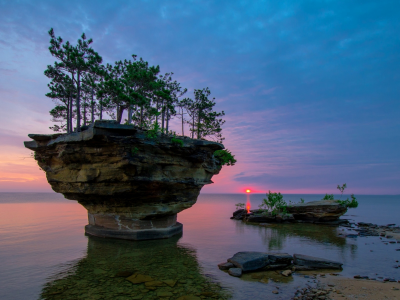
[218,262,234,270]
[246,213,295,223]
[293,254,343,269]
[228,268,242,277]
[227,252,269,272]
[287,200,347,222]
[267,252,293,265]
[24,121,224,240]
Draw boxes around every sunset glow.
[246,189,251,193]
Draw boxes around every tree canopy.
[44,29,226,144]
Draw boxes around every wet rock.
[259,277,269,283]
[267,252,293,265]
[264,264,290,270]
[293,265,314,271]
[163,279,177,287]
[293,254,343,269]
[251,273,264,279]
[157,291,173,297]
[232,209,246,220]
[227,252,269,272]
[177,296,201,300]
[218,262,234,270]
[228,268,242,277]
[115,271,134,277]
[272,290,279,294]
[126,274,154,284]
[287,200,347,222]
[145,280,164,287]
[93,268,106,275]
[246,213,276,223]
[281,270,292,277]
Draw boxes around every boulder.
[218,262,234,270]
[24,120,224,240]
[281,270,292,277]
[227,252,269,272]
[293,254,343,269]
[266,253,293,265]
[231,209,246,220]
[228,268,242,277]
[287,200,347,222]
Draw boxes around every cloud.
[0,0,399,193]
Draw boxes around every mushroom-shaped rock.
[24,121,224,240]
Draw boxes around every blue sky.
[0,0,399,194]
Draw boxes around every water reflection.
[40,235,231,300]
[235,221,354,251]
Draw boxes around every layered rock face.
[287,200,347,222]
[24,120,223,240]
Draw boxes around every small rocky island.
[232,200,349,224]
[24,120,224,240]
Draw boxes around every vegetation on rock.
[213,149,236,166]
[45,29,227,145]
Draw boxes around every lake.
[0,193,399,299]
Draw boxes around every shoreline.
[293,273,400,299]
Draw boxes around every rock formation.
[24,120,224,240]
[287,200,347,222]
[232,200,348,223]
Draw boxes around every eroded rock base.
[85,222,183,240]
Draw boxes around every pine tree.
[47,28,102,132]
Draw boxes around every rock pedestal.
[24,120,224,240]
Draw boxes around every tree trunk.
[117,105,124,124]
[166,107,169,134]
[140,105,143,127]
[91,86,94,124]
[161,101,165,134]
[197,110,201,139]
[128,106,132,124]
[155,98,159,126]
[66,96,70,134]
[76,72,81,132]
[192,114,195,139]
[100,98,103,120]
[181,108,184,136]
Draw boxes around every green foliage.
[300,198,305,203]
[46,30,228,143]
[171,136,184,147]
[263,191,288,216]
[322,194,335,200]
[131,147,139,155]
[235,203,245,210]
[338,194,358,209]
[337,183,347,199]
[145,122,160,139]
[213,149,236,166]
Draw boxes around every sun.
[246,189,251,193]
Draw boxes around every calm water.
[0,193,399,300]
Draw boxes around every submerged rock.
[228,268,242,277]
[287,200,347,222]
[293,254,343,269]
[24,121,224,240]
[218,262,234,270]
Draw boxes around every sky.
[0,0,399,194]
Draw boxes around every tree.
[44,65,75,132]
[183,88,225,142]
[47,28,102,132]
